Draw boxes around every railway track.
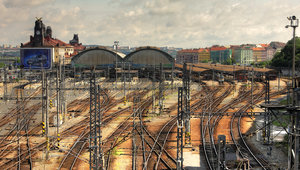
[230,83,287,169]
[200,81,235,170]
[142,117,177,169]
[58,88,151,169]
[104,89,177,169]
[0,81,110,168]
[0,75,289,169]
[104,84,179,169]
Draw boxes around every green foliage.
[254,61,271,68]
[201,59,210,63]
[271,37,300,67]
[16,57,20,63]
[279,99,288,105]
[272,115,289,128]
[0,63,5,68]
[274,134,288,155]
[223,58,236,65]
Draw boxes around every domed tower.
[45,26,52,38]
[69,34,79,45]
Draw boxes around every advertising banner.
[21,48,52,69]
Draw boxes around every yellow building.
[198,48,210,62]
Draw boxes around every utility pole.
[42,69,46,136]
[132,97,137,170]
[183,63,191,145]
[286,15,300,170]
[61,55,66,122]
[114,41,119,89]
[152,65,156,114]
[177,87,184,170]
[217,135,226,170]
[251,67,254,114]
[16,88,21,170]
[56,59,61,149]
[264,73,271,145]
[45,76,49,159]
[159,63,164,114]
[171,62,174,90]
[89,68,103,169]
[3,66,7,101]
[123,62,126,105]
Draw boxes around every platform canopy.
[71,47,125,68]
[124,46,175,68]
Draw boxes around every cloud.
[3,0,55,8]
[1,0,300,48]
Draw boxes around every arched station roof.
[71,47,125,67]
[124,46,175,67]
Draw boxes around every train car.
[217,74,224,84]
[236,72,248,82]
[74,72,81,78]
[268,73,277,80]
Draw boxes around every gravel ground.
[250,115,288,169]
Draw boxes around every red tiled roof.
[253,47,265,51]
[23,36,72,47]
[210,46,227,51]
[230,45,240,49]
[73,44,86,51]
[260,44,269,47]
[179,48,209,53]
[44,37,71,47]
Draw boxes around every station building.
[20,18,84,69]
[71,46,175,80]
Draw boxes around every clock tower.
[33,18,45,46]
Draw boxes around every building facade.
[176,49,197,64]
[21,18,76,66]
[210,46,232,64]
[266,46,277,60]
[198,48,210,62]
[253,47,267,62]
[176,48,210,64]
[234,47,253,65]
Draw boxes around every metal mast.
[217,135,226,170]
[177,87,184,170]
[286,15,300,170]
[56,59,61,149]
[89,68,103,169]
[159,63,164,114]
[183,63,191,145]
[3,66,7,101]
[264,73,271,145]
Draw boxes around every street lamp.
[114,41,119,89]
[286,16,299,105]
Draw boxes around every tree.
[271,37,300,67]
[223,58,236,65]
[201,59,210,63]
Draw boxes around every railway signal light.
[124,96,127,105]
[42,122,45,135]
[49,99,53,108]
[57,133,61,149]
[185,132,191,145]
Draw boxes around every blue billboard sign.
[21,48,52,69]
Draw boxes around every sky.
[0,0,300,48]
